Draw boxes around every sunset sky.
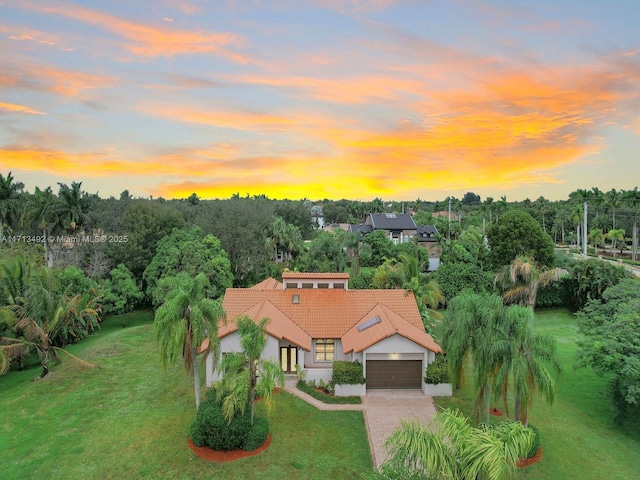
[1,0,639,202]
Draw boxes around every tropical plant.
[493,256,569,309]
[493,305,561,426]
[443,293,505,424]
[21,186,63,267]
[376,408,533,480]
[154,272,225,410]
[214,315,284,425]
[606,228,625,257]
[0,171,24,240]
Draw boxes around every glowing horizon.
[1,1,639,202]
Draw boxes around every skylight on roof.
[358,315,381,331]
[385,213,396,218]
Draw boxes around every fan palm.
[214,315,284,425]
[155,272,225,410]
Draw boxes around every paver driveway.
[284,378,437,469]
[362,390,437,468]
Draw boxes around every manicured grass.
[0,312,371,479]
[435,309,640,480]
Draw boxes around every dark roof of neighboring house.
[417,224,439,241]
[350,224,374,235]
[368,213,417,230]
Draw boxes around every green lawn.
[0,311,371,479]
[435,309,640,480]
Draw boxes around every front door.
[280,346,297,373]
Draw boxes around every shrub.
[243,416,269,452]
[424,355,449,384]
[332,360,365,385]
[526,424,541,458]
[189,391,251,451]
[297,380,362,404]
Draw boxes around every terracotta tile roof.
[251,277,282,289]
[342,304,442,354]
[281,272,350,280]
[218,282,442,354]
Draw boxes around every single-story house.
[205,272,442,393]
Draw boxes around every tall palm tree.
[0,171,24,241]
[493,306,561,426]
[214,315,284,425]
[21,187,63,267]
[494,256,568,310]
[155,272,225,410]
[57,181,89,231]
[443,293,505,424]
[378,408,533,480]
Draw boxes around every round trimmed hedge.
[189,390,270,452]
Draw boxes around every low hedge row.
[297,380,362,404]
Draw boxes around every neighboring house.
[205,272,442,393]
[351,213,417,244]
[417,224,441,271]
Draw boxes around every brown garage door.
[366,360,422,389]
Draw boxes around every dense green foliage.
[424,354,449,384]
[143,227,233,306]
[189,390,252,450]
[526,424,541,459]
[243,416,270,452]
[108,200,185,278]
[332,360,365,385]
[430,262,492,302]
[569,258,631,310]
[100,263,143,315]
[487,209,555,268]
[297,380,362,404]
[575,278,640,424]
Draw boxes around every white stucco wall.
[205,331,279,387]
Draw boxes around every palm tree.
[605,188,623,230]
[443,293,505,424]
[21,187,62,267]
[11,272,100,377]
[493,306,561,426]
[378,408,533,480]
[588,228,605,254]
[606,228,625,258]
[494,256,568,310]
[214,315,284,425]
[155,272,225,410]
[342,230,362,277]
[0,171,24,241]
[57,181,89,231]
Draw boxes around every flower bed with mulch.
[187,434,272,462]
[517,447,542,468]
[490,407,503,417]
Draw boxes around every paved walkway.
[283,378,437,468]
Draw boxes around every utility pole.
[448,197,451,240]
[583,201,588,260]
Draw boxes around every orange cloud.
[0,101,46,115]
[0,62,113,97]
[22,1,247,60]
